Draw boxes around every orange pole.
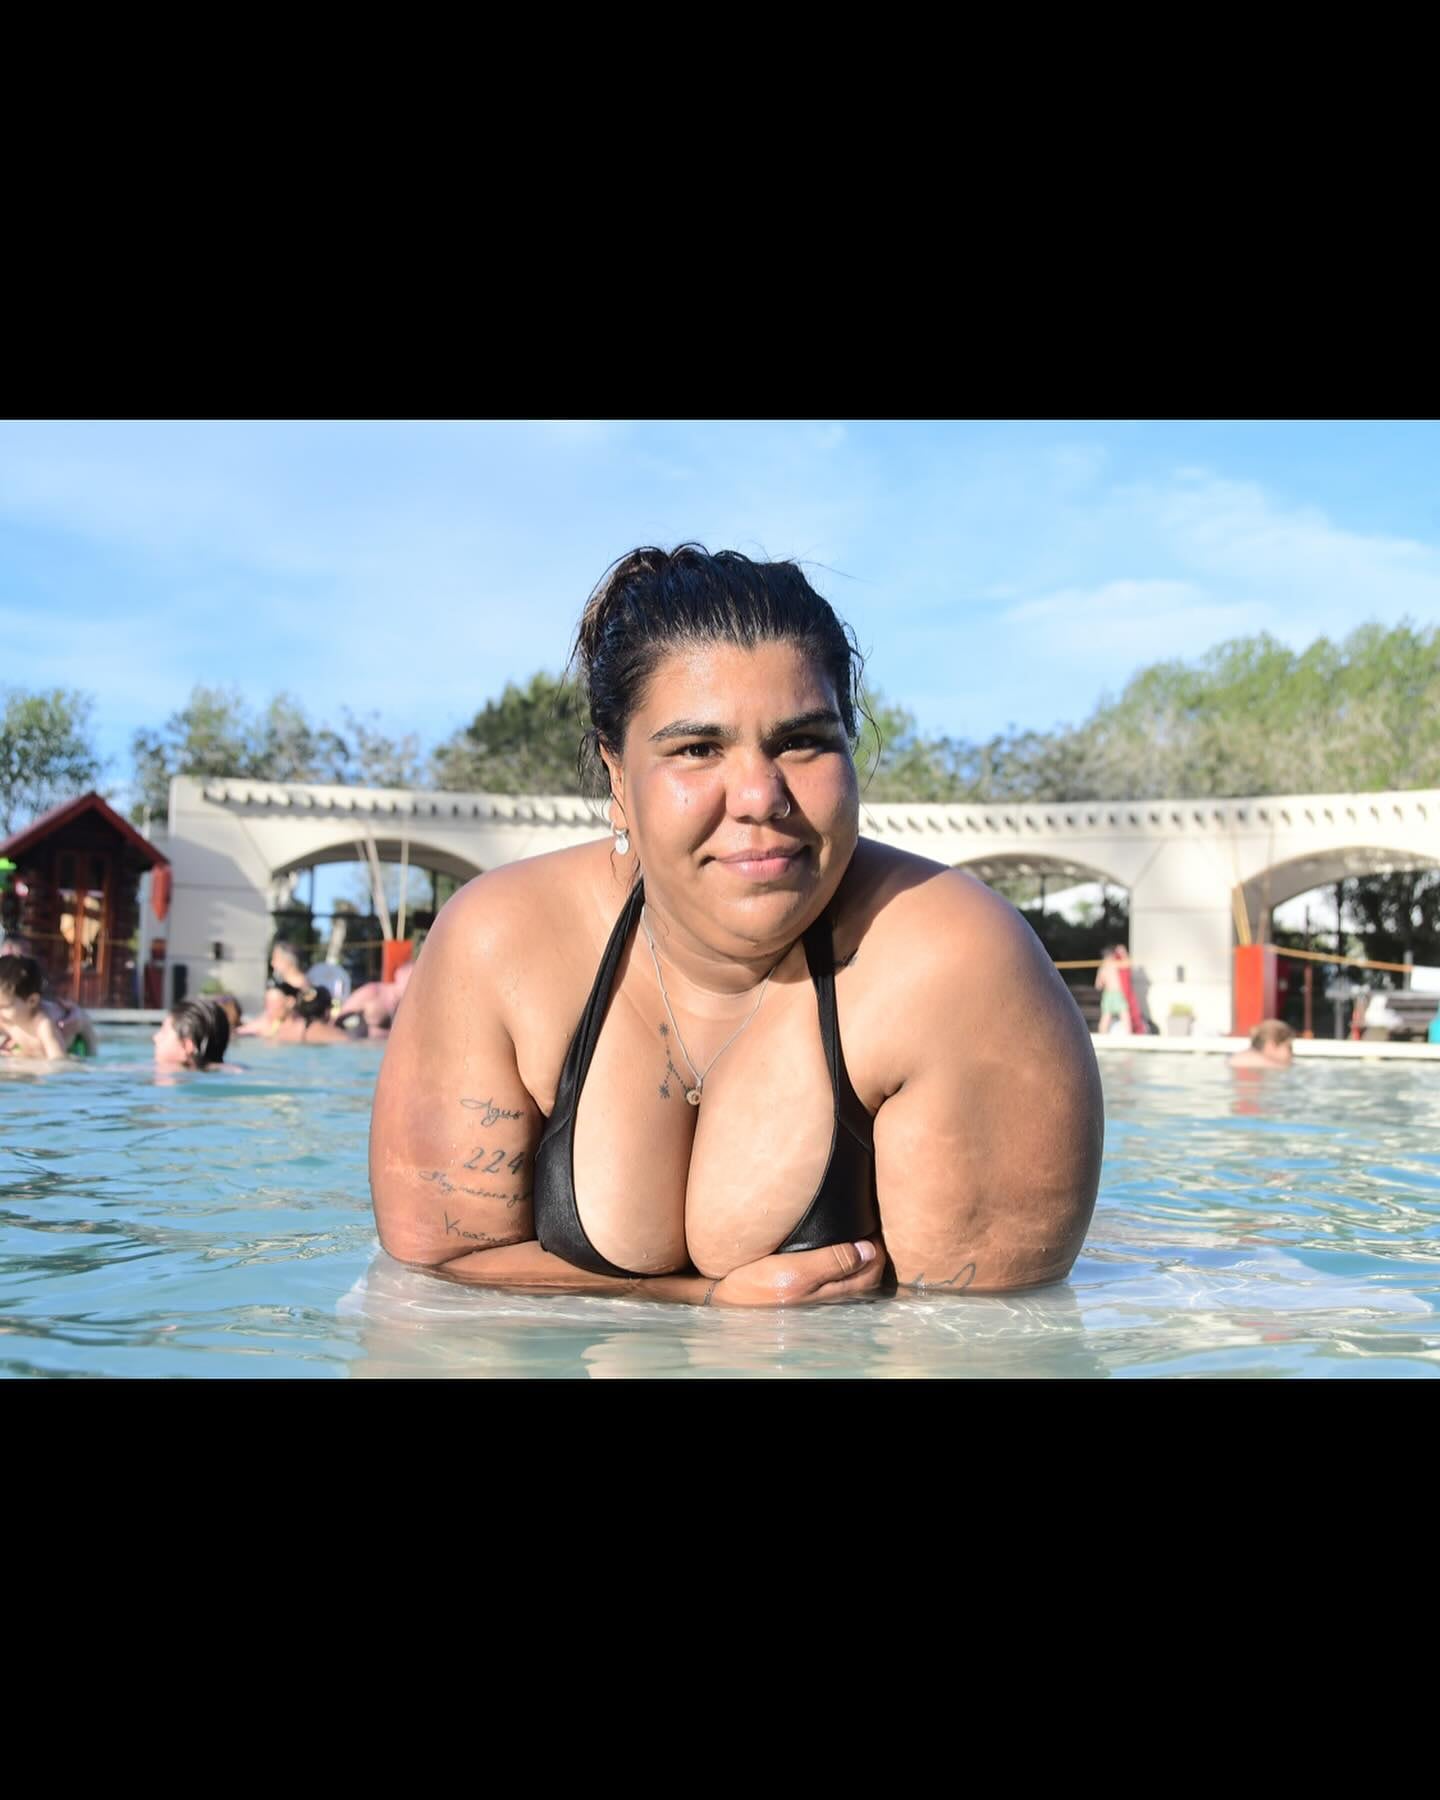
[1233,944,1277,1037]
[381,939,414,984]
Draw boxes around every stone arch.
[951,850,1131,893]
[1238,843,1440,935]
[270,837,484,887]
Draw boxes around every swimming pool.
[3,1032,1438,1377]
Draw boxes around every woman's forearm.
[411,1239,721,1304]
[415,1238,641,1295]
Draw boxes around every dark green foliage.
[429,672,589,796]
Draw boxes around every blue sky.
[5,419,1439,812]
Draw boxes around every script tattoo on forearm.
[442,1209,524,1246]
[419,1168,530,1208]
[903,1263,977,1293]
[461,1097,525,1126]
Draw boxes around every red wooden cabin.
[0,793,169,1009]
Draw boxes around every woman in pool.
[371,546,1103,1306]
[153,997,233,1071]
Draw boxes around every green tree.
[430,672,589,795]
[130,687,425,819]
[0,688,103,835]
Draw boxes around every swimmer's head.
[154,997,230,1069]
[1250,1019,1295,1065]
[295,985,332,1024]
[0,954,43,1022]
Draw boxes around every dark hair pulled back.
[568,545,866,798]
[170,997,230,1067]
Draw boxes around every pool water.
[3,1033,1438,1377]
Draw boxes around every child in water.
[0,954,99,1059]
[0,954,68,1059]
[152,997,234,1071]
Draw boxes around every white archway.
[155,774,1440,1029]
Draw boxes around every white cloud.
[1128,469,1440,638]
[985,466,1440,688]
[1003,579,1262,665]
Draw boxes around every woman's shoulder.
[841,837,1039,979]
[840,838,1074,1081]
[416,838,618,979]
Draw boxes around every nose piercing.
[777,798,792,819]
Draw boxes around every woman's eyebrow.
[768,709,844,738]
[649,708,844,744]
[649,718,735,743]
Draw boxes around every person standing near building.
[1095,947,1129,1033]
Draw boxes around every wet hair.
[212,993,243,1031]
[568,544,867,798]
[296,985,332,1024]
[170,997,230,1066]
[0,954,42,1001]
[1250,1019,1295,1050]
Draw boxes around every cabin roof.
[0,791,170,867]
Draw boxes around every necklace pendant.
[686,1088,702,1106]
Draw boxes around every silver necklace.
[640,905,783,1106]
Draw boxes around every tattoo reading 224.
[463,1145,527,1175]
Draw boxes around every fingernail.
[856,1241,876,1263]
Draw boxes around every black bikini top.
[532,881,879,1279]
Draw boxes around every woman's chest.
[549,965,879,1277]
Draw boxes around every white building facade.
[155,775,1440,1033]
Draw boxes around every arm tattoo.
[902,1263,977,1294]
[442,1209,525,1247]
[420,1168,530,1208]
[460,1097,525,1125]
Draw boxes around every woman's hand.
[709,1238,887,1307]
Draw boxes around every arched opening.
[268,840,484,990]
[1240,846,1440,1040]
[957,853,1132,1030]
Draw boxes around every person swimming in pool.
[1230,1019,1296,1069]
[153,996,235,1070]
[0,952,99,1056]
[0,954,70,1059]
[370,545,1103,1306]
[334,960,413,1037]
[237,984,352,1043]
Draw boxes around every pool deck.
[1092,1033,1440,1060]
